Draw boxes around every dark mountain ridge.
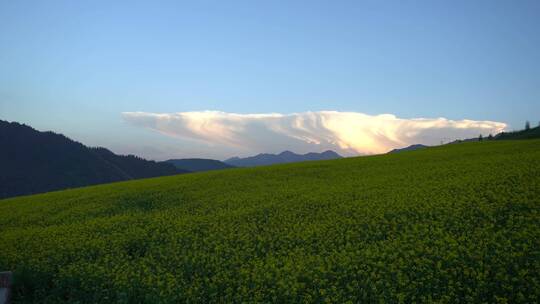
[224,150,342,167]
[388,144,429,154]
[0,120,185,199]
[165,158,235,172]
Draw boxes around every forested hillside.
[0,120,183,199]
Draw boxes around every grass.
[1,140,539,303]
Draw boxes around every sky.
[1,0,539,160]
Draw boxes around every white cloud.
[122,111,507,157]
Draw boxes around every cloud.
[122,111,507,157]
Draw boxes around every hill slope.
[495,125,540,140]
[1,140,539,303]
[388,144,429,153]
[165,158,235,172]
[225,150,342,167]
[0,120,184,199]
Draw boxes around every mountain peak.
[388,144,428,154]
[165,158,234,172]
[224,150,342,167]
[321,150,340,156]
[278,150,296,156]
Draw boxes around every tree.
[479,134,483,141]
[488,134,493,140]
[525,121,530,130]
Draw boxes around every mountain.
[92,147,189,177]
[165,158,235,172]
[0,120,185,199]
[224,150,342,167]
[388,144,429,153]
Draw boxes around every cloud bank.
[122,111,506,157]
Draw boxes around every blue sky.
[1,0,539,159]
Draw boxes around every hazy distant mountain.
[224,150,342,167]
[0,120,185,199]
[388,144,429,153]
[165,158,235,172]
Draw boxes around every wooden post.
[0,272,12,304]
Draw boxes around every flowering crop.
[1,140,539,303]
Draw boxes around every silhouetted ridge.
[224,150,342,167]
[93,147,185,178]
[388,144,429,153]
[0,120,184,199]
[165,158,235,172]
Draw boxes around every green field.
[1,140,539,303]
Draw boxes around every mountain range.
[5,118,536,200]
[0,120,186,199]
[0,120,346,198]
[165,158,235,172]
[224,150,342,167]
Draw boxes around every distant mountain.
[165,158,235,172]
[0,120,186,199]
[388,144,429,154]
[224,150,342,167]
